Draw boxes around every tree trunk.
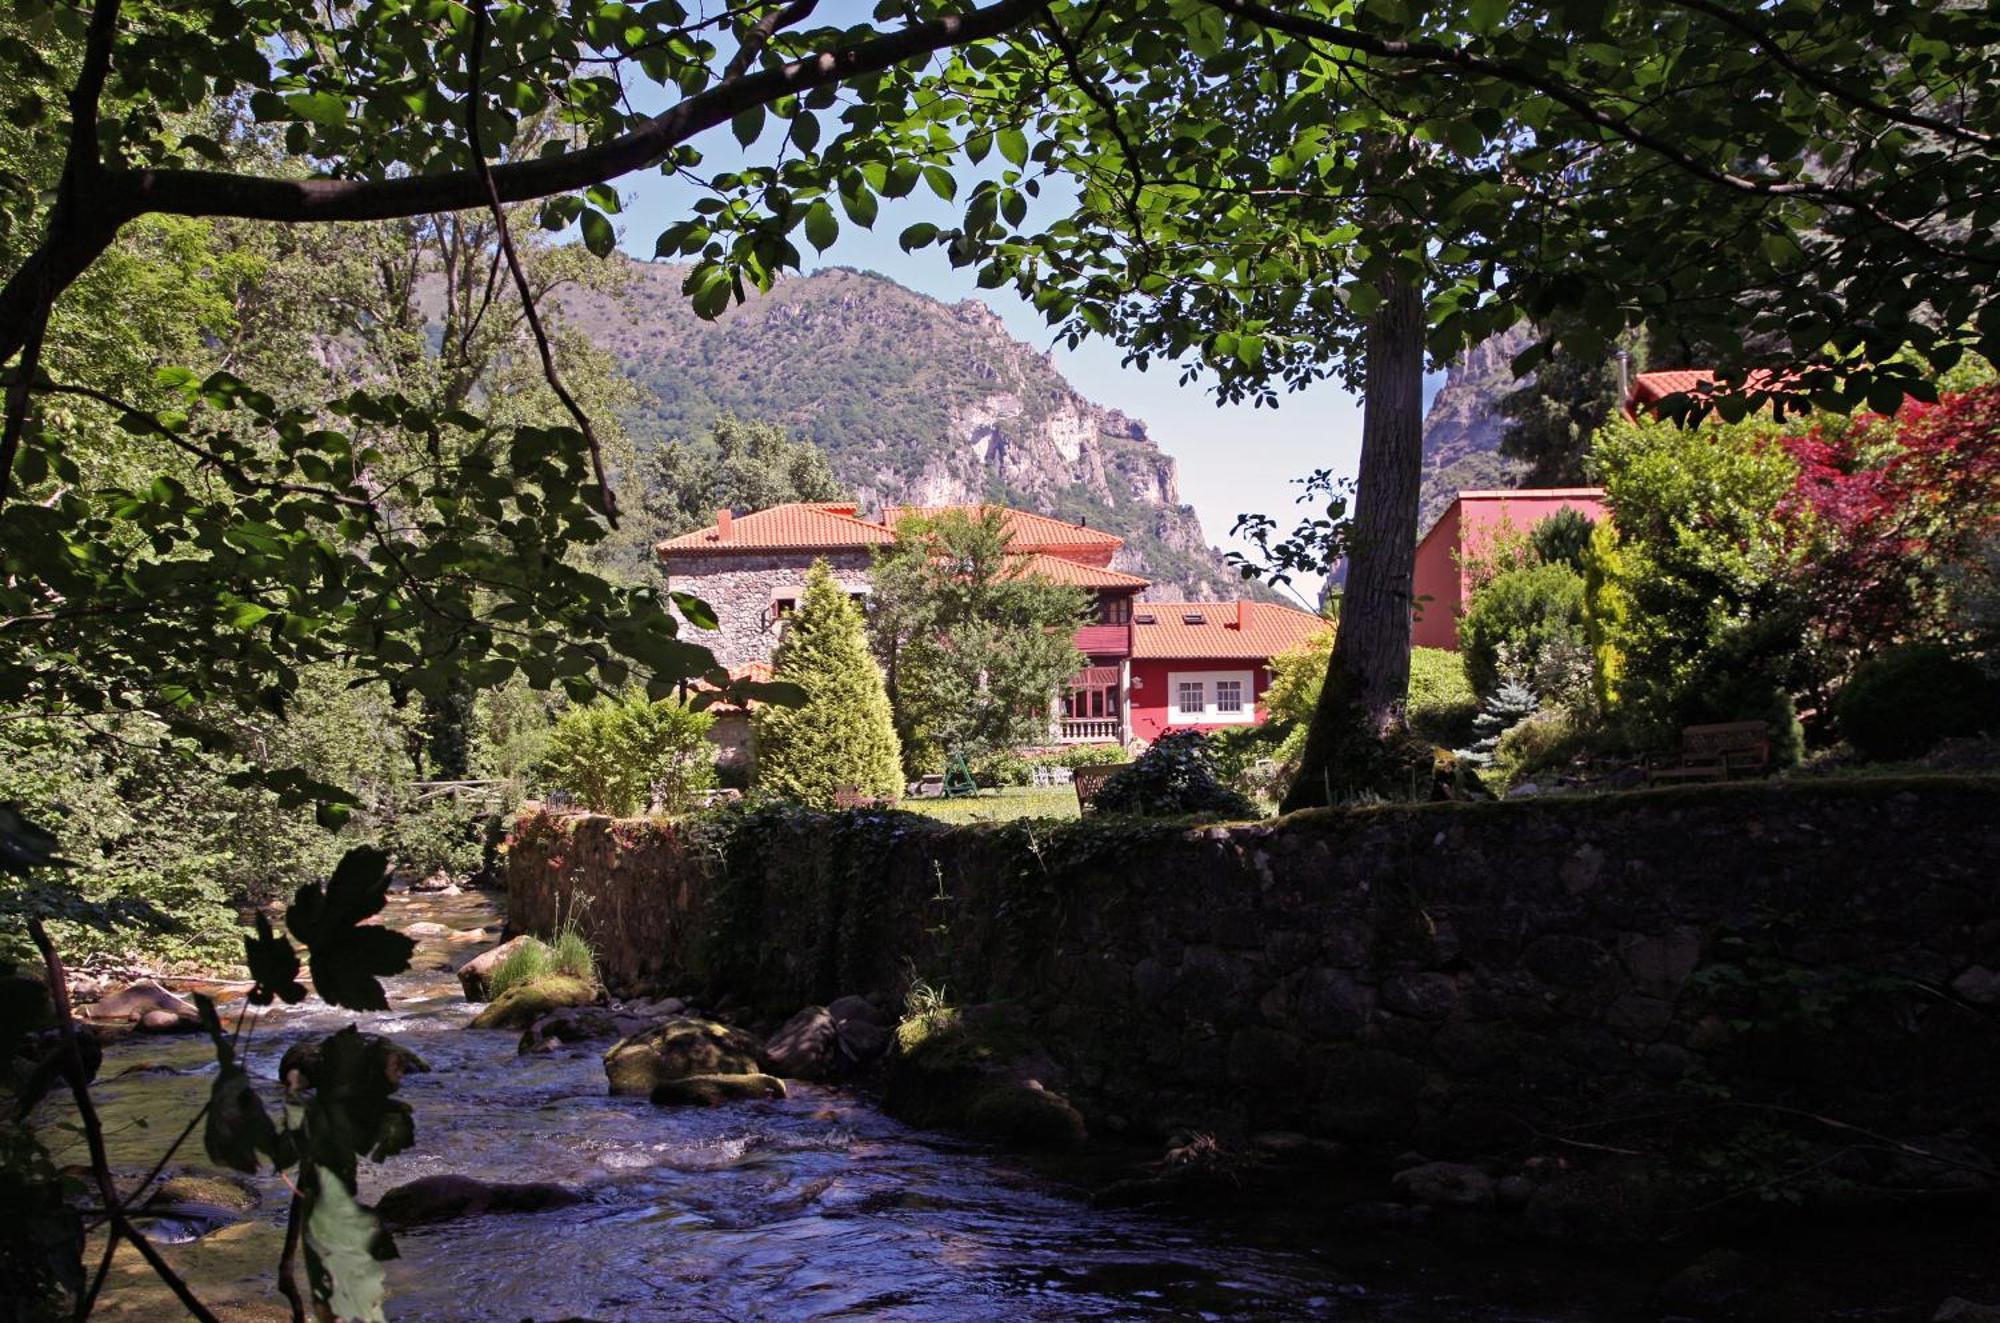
[1281,270,1427,812]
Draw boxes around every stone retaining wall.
[508,780,2000,1174]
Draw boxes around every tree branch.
[0,0,1054,371]
[724,0,821,81]
[465,0,620,526]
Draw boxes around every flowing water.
[65,890,1577,1322]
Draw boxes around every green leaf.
[802,200,838,253]
[302,1170,393,1323]
[195,994,284,1174]
[669,591,719,630]
[731,103,765,147]
[225,602,272,630]
[285,848,413,1011]
[898,222,939,252]
[580,207,616,257]
[997,126,1029,167]
[245,913,306,1006]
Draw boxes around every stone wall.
[508,780,2000,1195]
[660,549,875,669]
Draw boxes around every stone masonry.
[661,549,875,670]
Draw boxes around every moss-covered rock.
[147,1174,258,1213]
[885,1003,1085,1151]
[603,1017,767,1096]
[649,1072,787,1107]
[467,974,597,1031]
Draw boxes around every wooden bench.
[1646,721,1772,783]
[1071,763,1125,813]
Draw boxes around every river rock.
[1935,1300,2000,1323]
[401,921,454,940]
[518,1006,620,1054]
[278,1033,430,1091]
[603,1017,767,1096]
[138,1008,198,1034]
[649,1072,788,1107]
[455,936,533,1001]
[376,1174,580,1227]
[82,979,197,1026]
[468,975,597,1031]
[1660,1249,1770,1313]
[766,1007,840,1079]
[1392,1161,1495,1209]
[884,1003,1085,1150]
[827,995,889,1027]
[837,1017,891,1065]
[147,1174,259,1214]
[409,869,457,893]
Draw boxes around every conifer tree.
[754,561,902,808]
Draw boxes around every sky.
[611,134,1388,603]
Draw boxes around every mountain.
[561,261,1273,601]
[1417,325,1533,534]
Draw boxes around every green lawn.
[898,785,1080,823]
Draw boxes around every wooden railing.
[1059,717,1121,743]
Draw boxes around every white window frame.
[1167,669,1256,724]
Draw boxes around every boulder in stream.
[765,1007,840,1080]
[468,975,597,1031]
[81,979,198,1027]
[455,936,532,1001]
[518,1006,621,1054]
[279,1033,430,1091]
[649,1072,788,1107]
[884,1003,1085,1150]
[603,1017,767,1096]
[376,1174,581,1228]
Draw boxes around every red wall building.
[1125,600,1329,742]
[1410,489,1608,650]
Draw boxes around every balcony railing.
[1058,717,1122,743]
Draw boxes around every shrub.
[379,797,484,879]
[1459,562,1588,697]
[1207,722,1290,797]
[756,560,904,808]
[1093,730,1257,819]
[1834,645,2000,761]
[1407,647,1478,745]
[1530,507,1597,572]
[1456,681,1539,768]
[1491,707,1583,786]
[1026,744,1126,770]
[974,751,1033,787]
[549,927,597,985]
[540,690,716,817]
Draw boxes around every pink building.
[1410,489,1607,650]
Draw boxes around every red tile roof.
[1626,368,1790,416]
[1131,600,1330,661]
[656,502,896,554]
[880,505,1124,554]
[1005,553,1150,589]
[700,661,773,715]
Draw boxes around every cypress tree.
[754,560,903,807]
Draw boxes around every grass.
[898,785,1079,824]
[488,920,599,1001]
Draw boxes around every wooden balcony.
[1073,622,1132,656]
[1058,717,1122,743]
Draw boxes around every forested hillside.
[561,262,1271,601]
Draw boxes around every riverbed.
[67,888,1586,1321]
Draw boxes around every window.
[1100,594,1132,624]
[1167,669,1256,724]
[771,597,798,621]
[1182,611,1206,624]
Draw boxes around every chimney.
[1236,599,1249,630]
[715,508,732,541]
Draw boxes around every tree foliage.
[641,414,844,541]
[539,690,716,817]
[755,561,903,808]
[868,508,1087,767]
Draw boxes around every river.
[66,887,1579,1322]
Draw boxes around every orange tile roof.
[700,661,773,714]
[656,502,896,554]
[1131,600,1330,661]
[1004,553,1149,589]
[880,505,1123,553]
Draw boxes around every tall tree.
[1497,319,1633,487]
[641,414,844,542]
[868,508,1088,768]
[754,560,903,808]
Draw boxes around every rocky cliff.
[563,262,1266,600]
[1417,324,1533,533]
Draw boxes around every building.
[659,502,1326,745]
[1410,488,1608,650]
[1127,600,1331,743]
